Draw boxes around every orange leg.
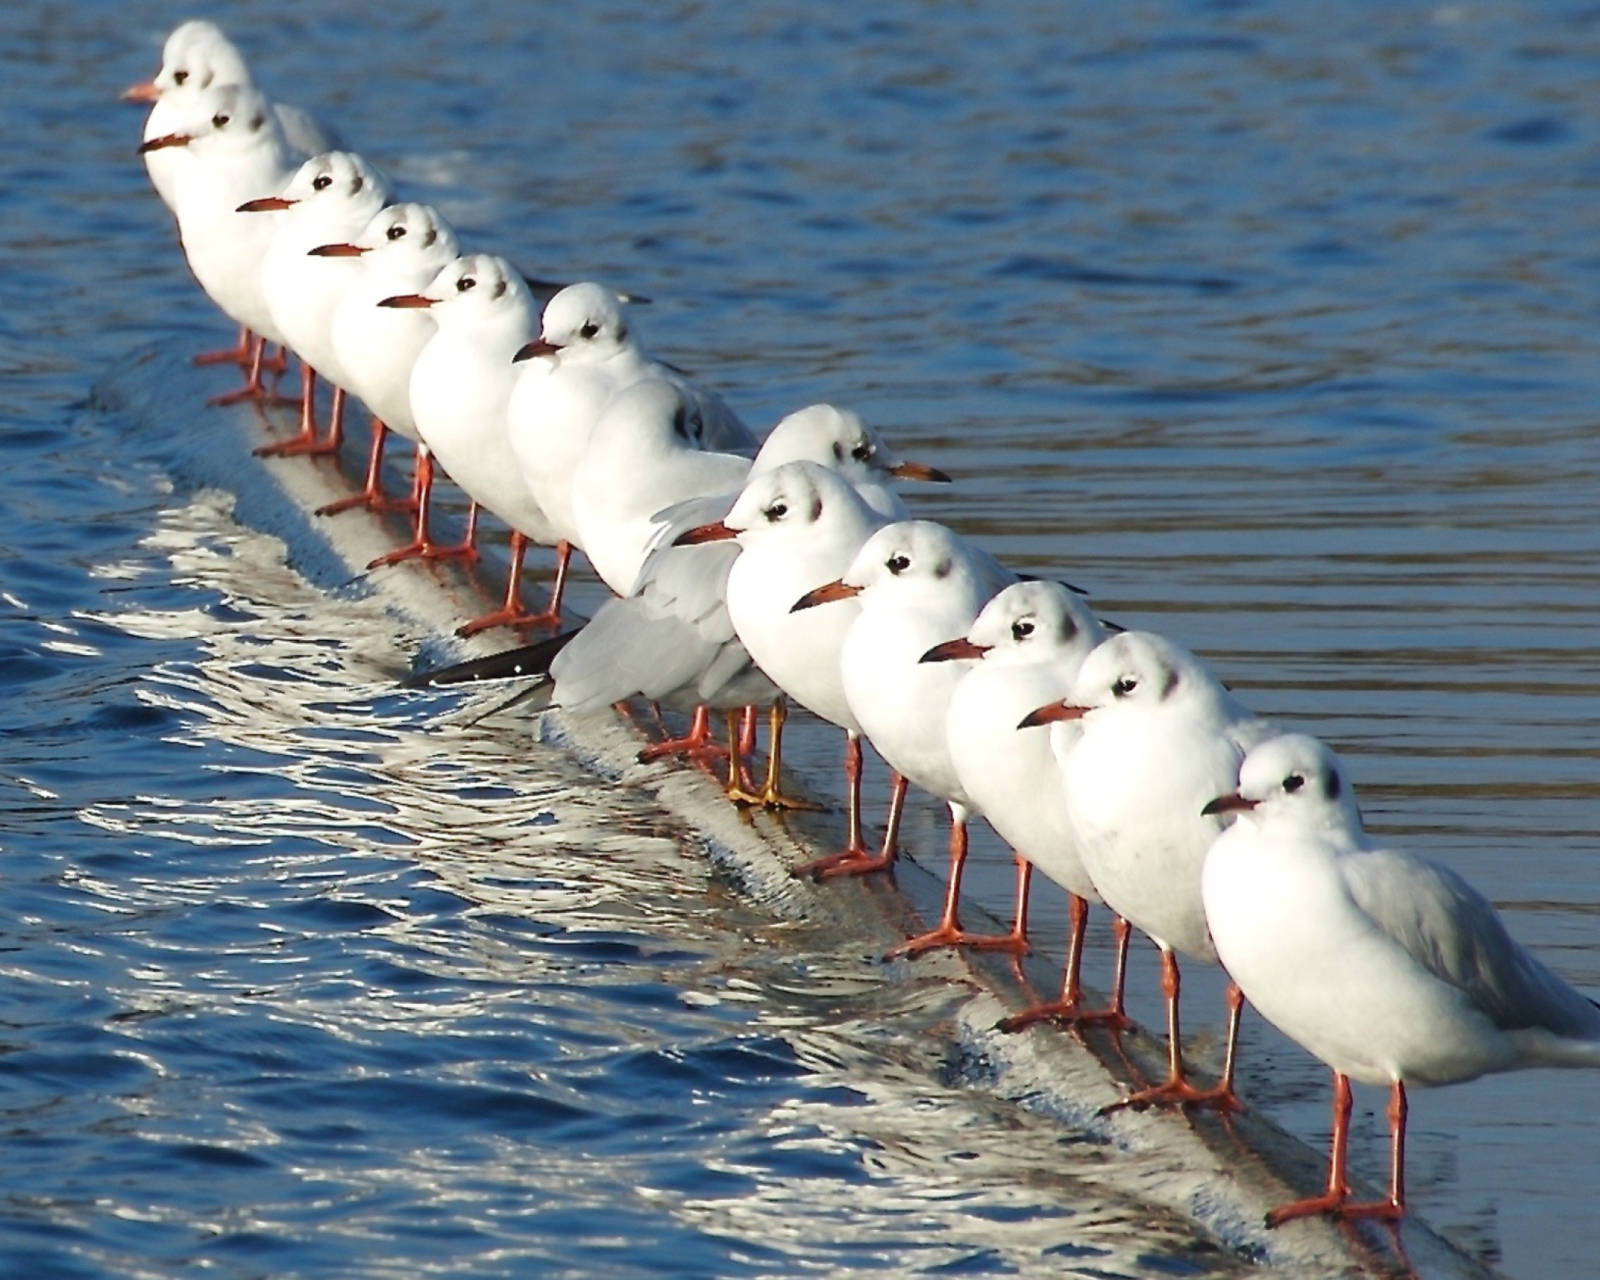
[457,531,561,635]
[884,810,1031,960]
[194,325,253,368]
[795,765,904,880]
[638,704,729,765]
[208,335,275,407]
[257,365,345,457]
[998,895,1135,1032]
[1102,952,1244,1114]
[319,416,418,516]
[368,455,480,568]
[1267,1075,1407,1227]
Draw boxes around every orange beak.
[673,521,737,546]
[308,243,368,257]
[920,637,990,663]
[513,338,560,363]
[1016,700,1088,730]
[237,196,296,213]
[790,579,862,612]
[890,460,952,483]
[1201,793,1259,816]
[122,81,161,103]
[378,294,435,309]
[137,132,191,154]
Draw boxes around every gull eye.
[1111,676,1138,698]
[456,275,477,293]
[173,69,189,85]
[886,554,911,575]
[850,441,873,463]
[211,112,230,128]
[386,224,407,241]
[1011,619,1035,642]
[313,173,333,191]
[1283,773,1306,793]
[579,322,600,340]
[764,502,788,522]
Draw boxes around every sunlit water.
[0,1,1597,1276]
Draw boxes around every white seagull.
[152,84,296,404]
[1023,630,1274,1112]
[792,521,1020,958]
[319,203,462,516]
[377,254,566,634]
[1201,732,1600,1226]
[926,580,1122,1029]
[127,20,338,373]
[506,282,753,560]
[244,151,393,457]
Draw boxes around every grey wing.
[635,540,777,707]
[550,542,774,713]
[680,381,758,457]
[650,490,736,534]
[1343,848,1600,1039]
[274,103,342,159]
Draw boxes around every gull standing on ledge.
[1024,630,1274,1112]
[1202,732,1600,1226]
[926,581,1122,1030]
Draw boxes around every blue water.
[2,1,1599,1276]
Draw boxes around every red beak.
[790,580,862,612]
[920,637,990,663]
[237,196,296,213]
[890,460,953,483]
[137,132,191,154]
[1016,700,1088,730]
[122,81,161,103]
[378,294,435,309]
[1201,793,1259,816]
[673,521,737,546]
[513,338,561,363]
[308,243,368,258]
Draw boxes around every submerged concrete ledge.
[90,341,1502,1280]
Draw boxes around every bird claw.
[883,925,1028,962]
[996,1001,1133,1034]
[1265,1190,1402,1228]
[1100,1077,1244,1117]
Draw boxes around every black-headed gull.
[1202,732,1600,1226]
[792,521,1021,958]
[507,283,754,559]
[127,20,337,213]
[1024,630,1274,1112]
[377,254,565,634]
[244,151,392,457]
[681,427,947,838]
[320,203,462,516]
[153,84,295,404]
[926,581,1126,1030]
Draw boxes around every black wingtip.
[403,629,582,689]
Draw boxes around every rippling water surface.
[1,1,1599,1276]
